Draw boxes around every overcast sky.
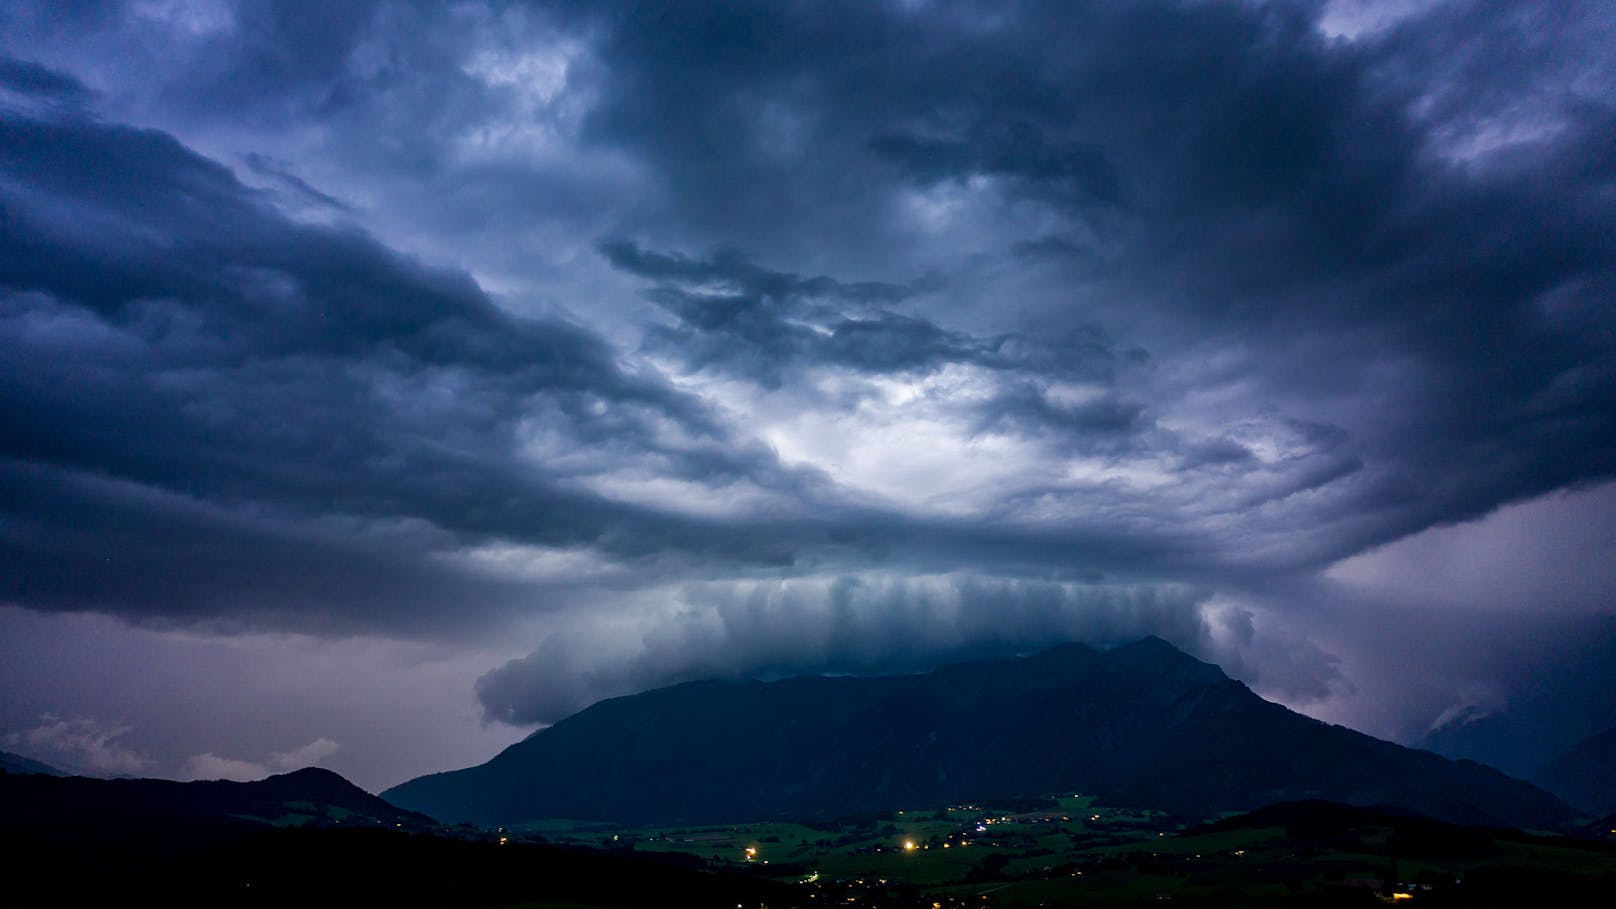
[2,0,1614,792]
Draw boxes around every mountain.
[1540,726,1616,816]
[1,768,815,909]
[0,749,64,777]
[1414,617,1616,781]
[385,637,1573,829]
[1416,710,1538,778]
[0,766,434,877]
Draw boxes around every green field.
[496,795,1616,907]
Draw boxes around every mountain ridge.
[1539,725,1616,816]
[0,763,438,885]
[0,749,65,777]
[386,637,1573,830]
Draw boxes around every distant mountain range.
[1541,726,1616,817]
[1421,716,1616,818]
[0,749,64,777]
[1414,616,1616,784]
[384,636,1574,829]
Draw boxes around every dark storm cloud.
[598,240,911,307]
[1,0,1613,748]
[0,113,683,435]
[564,0,1615,565]
[871,123,1127,208]
[0,72,1200,635]
[0,459,526,633]
[243,152,354,213]
[476,576,1214,725]
[0,55,91,102]
[5,1,392,121]
[974,383,1148,447]
[602,239,1125,389]
[0,88,862,631]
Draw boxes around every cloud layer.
[1,0,1613,775]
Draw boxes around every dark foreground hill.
[0,766,432,876]
[5,823,803,909]
[1191,800,1616,906]
[0,767,811,908]
[385,637,1573,829]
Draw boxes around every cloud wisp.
[182,736,340,782]
[3,714,152,777]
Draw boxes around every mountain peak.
[1101,635,1229,686]
[385,638,1570,830]
[267,766,349,785]
[246,766,401,807]
[1107,634,1187,659]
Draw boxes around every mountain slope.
[386,637,1572,829]
[0,749,64,777]
[0,766,435,876]
[1540,726,1616,816]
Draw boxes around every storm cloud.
[1,0,1613,786]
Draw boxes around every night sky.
[2,0,1614,793]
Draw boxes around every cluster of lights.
[683,793,1451,906]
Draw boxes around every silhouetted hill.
[0,749,64,776]
[385,637,1573,829]
[9,827,806,909]
[0,767,817,908]
[1203,799,1523,857]
[1541,726,1616,816]
[1590,814,1616,842]
[1199,800,1616,905]
[0,766,433,878]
